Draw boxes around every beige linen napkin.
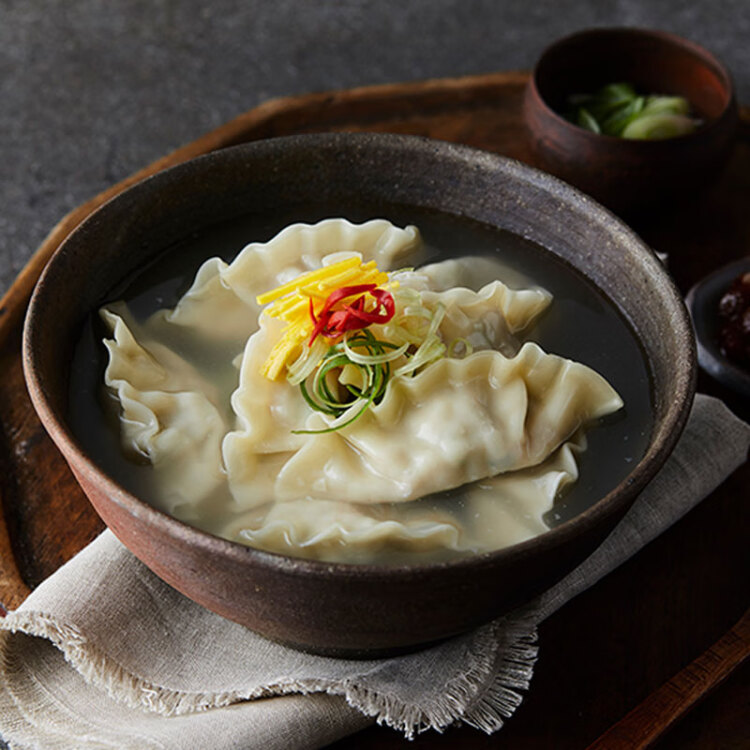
[0,394,748,750]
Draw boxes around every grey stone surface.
[1,0,749,298]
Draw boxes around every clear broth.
[68,204,653,562]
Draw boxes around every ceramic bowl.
[523,27,739,218]
[686,257,750,399]
[23,133,695,655]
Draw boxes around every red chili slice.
[308,285,395,345]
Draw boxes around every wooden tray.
[1,72,748,749]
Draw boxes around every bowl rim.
[528,25,738,144]
[22,131,697,580]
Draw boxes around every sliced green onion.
[641,95,691,117]
[600,95,645,136]
[393,306,447,377]
[402,305,434,319]
[293,331,394,434]
[621,113,696,140]
[598,82,637,106]
[565,82,697,139]
[576,107,601,134]
[448,337,474,358]
[342,334,408,365]
[291,292,475,433]
[425,302,447,337]
[394,338,446,377]
[287,337,328,385]
[299,380,336,415]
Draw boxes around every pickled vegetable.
[565,83,699,140]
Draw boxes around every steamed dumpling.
[238,344,621,505]
[219,434,585,562]
[222,273,555,508]
[100,218,624,563]
[154,218,422,344]
[101,305,227,511]
[230,499,465,561]
[413,280,551,354]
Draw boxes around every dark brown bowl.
[23,133,695,656]
[524,27,739,218]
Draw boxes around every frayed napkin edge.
[0,608,537,739]
[344,617,538,738]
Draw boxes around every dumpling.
[153,218,422,344]
[101,305,227,512]
[217,435,585,561]
[222,273,556,508]
[412,280,551,354]
[103,219,426,511]
[398,255,542,295]
[459,433,585,549]
[100,218,624,564]
[228,500,465,562]
[251,344,621,505]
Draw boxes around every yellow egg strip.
[256,256,361,305]
[262,263,387,318]
[263,330,308,381]
[256,257,392,380]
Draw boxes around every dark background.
[2,0,749,297]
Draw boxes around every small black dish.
[686,257,750,399]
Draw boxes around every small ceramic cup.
[523,27,739,218]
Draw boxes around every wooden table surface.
[0,72,747,749]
